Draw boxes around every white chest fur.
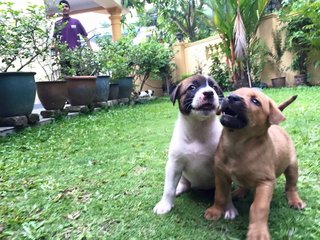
[169,114,222,188]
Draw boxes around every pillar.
[108,7,122,42]
[173,42,187,81]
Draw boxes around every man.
[52,0,92,76]
[53,0,92,50]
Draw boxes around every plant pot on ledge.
[65,76,97,106]
[271,77,286,88]
[94,75,110,103]
[108,83,119,100]
[36,81,68,110]
[0,72,36,118]
[117,76,133,99]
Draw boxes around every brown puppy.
[205,88,306,240]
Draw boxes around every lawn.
[1,86,319,239]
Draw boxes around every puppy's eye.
[251,97,261,106]
[188,85,196,91]
[213,85,219,92]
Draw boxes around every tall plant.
[96,37,134,82]
[130,38,175,92]
[59,45,99,76]
[124,0,212,43]
[278,0,319,74]
[204,0,269,86]
[267,30,288,77]
[0,1,52,72]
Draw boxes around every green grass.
[1,86,319,239]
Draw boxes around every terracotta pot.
[36,81,68,110]
[65,76,97,106]
[0,72,36,117]
[271,77,286,88]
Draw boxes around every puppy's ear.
[170,83,181,105]
[269,100,286,124]
[215,84,224,103]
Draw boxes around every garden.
[1,0,320,239]
[1,87,320,239]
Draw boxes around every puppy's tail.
[278,95,298,112]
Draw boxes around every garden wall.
[173,14,320,86]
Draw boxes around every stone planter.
[0,72,36,117]
[36,81,68,110]
[65,76,97,106]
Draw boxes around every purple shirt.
[54,17,88,49]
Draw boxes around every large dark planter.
[271,77,286,88]
[65,76,97,106]
[36,81,68,110]
[117,77,133,99]
[0,72,36,117]
[108,83,119,100]
[94,75,110,102]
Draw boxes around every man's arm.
[76,19,92,50]
[83,36,93,50]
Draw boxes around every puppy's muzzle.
[195,90,216,111]
[203,91,214,100]
[220,94,248,129]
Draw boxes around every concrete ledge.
[1,98,132,137]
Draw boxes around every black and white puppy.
[153,75,238,217]
[139,89,154,98]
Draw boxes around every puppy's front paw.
[224,203,239,220]
[153,200,174,215]
[247,226,270,240]
[204,206,223,221]
[286,191,306,210]
[288,198,307,210]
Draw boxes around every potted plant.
[267,30,288,88]
[130,38,175,96]
[0,1,51,118]
[36,38,69,111]
[97,37,134,100]
[60,45,99,106]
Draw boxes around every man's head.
[59,0,70,16]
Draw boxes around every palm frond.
[233,9,246,59]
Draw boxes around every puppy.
[204,88,306,239]
[139,89,154,98]
[153,75,238,217]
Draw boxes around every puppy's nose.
[228,94,241,103]
[203,91,214,99]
